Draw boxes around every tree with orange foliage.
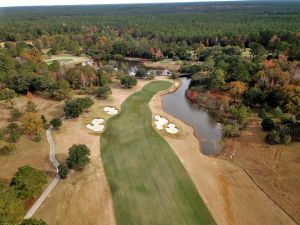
[254,67,290,90]
[228,81,247,102]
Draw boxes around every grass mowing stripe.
[101,81,216,225]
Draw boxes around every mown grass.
[101,81,216,225]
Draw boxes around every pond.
[162,77,222,155]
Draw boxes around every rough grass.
[42,54,91,65]
[101,81,216,225]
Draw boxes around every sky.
[0,0,233,7]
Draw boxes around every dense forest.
[0,2,300,60]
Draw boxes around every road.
[24,126,60,219]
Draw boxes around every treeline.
[0,2,300,59]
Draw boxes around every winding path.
[24,126,60,219]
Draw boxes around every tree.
[121,76,137,88]
[135,68,147,78]
[0,183,24,225]
[21,218,48,225]
[64,100,83,118]
[208,69,225,90]
[58,164,69,179]
[228,104,250,125]
[266,130,281,144]
[228,81,247,102]
[249,42,267,63]
[0,144,16,155]
[64,97,94,118]
[261,117,275,131]
[20,112,43,135]
[94,86,112,99]
[66,144,91,171]
[5,74,33,94]
[50,118,62,129]
[47,79,71,100]
[0,88,17,102]
[222,124,240,138]
[10,166,47,199]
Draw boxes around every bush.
[10,165,48,199]
[222,124,240,138]
[121,76,137,88]
[94,86,112,99]
[258,108,267,119]
[34,132,42,142]
[272,106,283,118]
[261,117,275,131]
[0,88,17,101]
[5,123,22,142]
[50,118,62,129]
[41,115,47,124]
[0,144,16,155]
[66,144,91,171]
[10,108,22,120]
[58,164,69,179]
[170,72,179,80]
[21,219,48,225]
[266,130,281,144]
[26,101,37,112]
[228,104,250,125]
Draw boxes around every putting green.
[101,81,216,225]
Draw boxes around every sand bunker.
[154,115,169,130]
[104,106,119,115]
[166,123,179,134]
[174,82,179,87]
[86,119,105,132]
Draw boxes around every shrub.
[21,218,48,225]
[34,132,42,142]
[0,88,17,101]
[5,123,22,142]
[120,76,137,88]
[94,86,112,99]
[266,130,281,144]
[0,129,4,140]
[222,124,240,138]
[10,165,48,199]
[50,118,62,129]
[258,108,267,119]
[58,164,69,179]
[41,115,47,124]
[26,101,37,112]
[10,108,22,120]
[20,112,43,135]
[272,106,283,118]
[170,72,179,80]
[228,104,250,125]
[66,144,91,171]
[261,117,275,131]
[0,144,16,155]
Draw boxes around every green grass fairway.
[101,81,216,225]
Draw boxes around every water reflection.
[162,77,222,155]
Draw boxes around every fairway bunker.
[166,123,179,134]
[154,114,168,130]
[104,106,119,115]
[86,118,105,132]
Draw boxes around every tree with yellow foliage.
[20,112,43,136]
[228,81,247,102]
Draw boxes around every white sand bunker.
[154,115,168,130]
[174,82,179,87]
[104,106,119,115]
[166,123,179,134]
[86,119,105,132]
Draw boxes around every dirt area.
[34,79,155,225]
[0,95,64,181]
[221,118,300,223]
[149,84,297,225]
